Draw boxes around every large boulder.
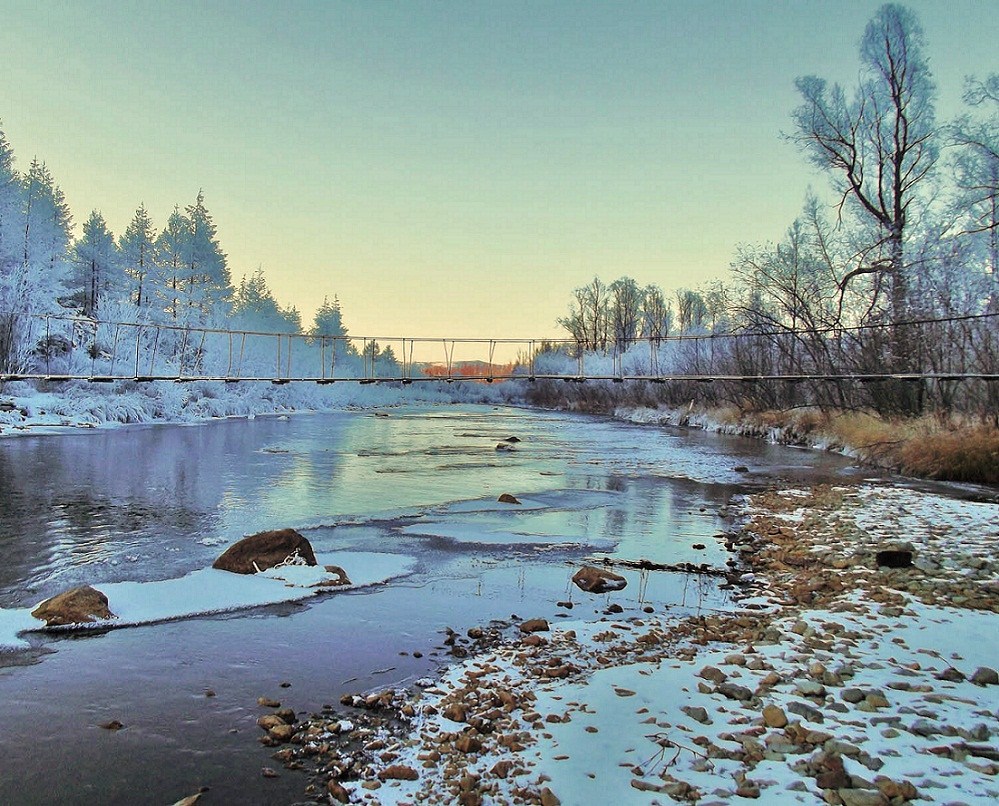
[572,565,627,594]
[213,529,317,575]
[31,585,115,626]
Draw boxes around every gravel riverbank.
[237,480,999,805]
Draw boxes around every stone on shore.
[378,764,419,781]
[762,704,788,728]
[320,565,351,586]
[875,541,915,568]
[31,585,115,626]
[327,781,351,803]
[970,667,998,686]
[212,529,317,574]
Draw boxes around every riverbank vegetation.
[529,5,998,484]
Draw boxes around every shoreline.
[5,381,997,492]
[249,481,999,805]
[0,377,512,438]
[610,404,999,489]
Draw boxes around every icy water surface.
[0,405,859,804]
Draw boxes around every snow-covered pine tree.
[22,160,72,295]
[154,206,189,322]
[312,295,349,339]
[1,159,72,371]
[231,266,300,334]
[119,204,159,315]
[179,190,231,325]
[311,295,359,376]
[70,211,120,317]
[0,125,24,371]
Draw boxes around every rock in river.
[31,585,115,626]
[572,565,627,594]
[519,618,550,633]
[212,529,317,574]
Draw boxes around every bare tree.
[674,288,707,332]
[950,74,999,292]
[608,276,643,349]
[640,284,672,343]
[558,276,610,351]
[790,4,937,336]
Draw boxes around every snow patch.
[0,551,416,651]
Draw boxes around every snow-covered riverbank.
[0,378,514,435]
[253,482,999,805]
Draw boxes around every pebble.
[699,666,727,684]
[837,787,886,806]
[787,700,824,723]
[762,704,788,728]
[716,682,753,702]
[796,680,826,698]
[908,719,941,737]
[681,706,711,724]
[971,667,999,686]
[864,691,890,709]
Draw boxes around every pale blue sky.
[1,1,995,338]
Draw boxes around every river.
[0,404,861,804]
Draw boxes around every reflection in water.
[0,406,854,612]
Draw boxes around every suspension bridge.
[0,312,996,386]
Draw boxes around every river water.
[0,404,860,804]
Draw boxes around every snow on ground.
[613,405,852,457]
[258,481,999,805]
[0,377,512,435]
[0,551,416,652]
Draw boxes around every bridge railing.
[1,311,997,393]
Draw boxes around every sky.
[0,1,995,340]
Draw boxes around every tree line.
[0,129,402,378]
[552,4,997,419]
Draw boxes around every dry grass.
[708,407,998,485]
[526,383,999,485]
[797,412,999,485]
[894,424,999,484]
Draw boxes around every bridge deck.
[2,372,997,384]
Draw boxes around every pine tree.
[155,207,189,321]
[0,123,21,277]
[119,204,158,313]
[21,159,72,300]
[180,190,231,324]
[0,123,24,370]
[312,295,349,338]
[0,157,70,371]
[71,211,119,316]
[230,266,298,333]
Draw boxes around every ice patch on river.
[400,519,616,550]
[0,551,416,651]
